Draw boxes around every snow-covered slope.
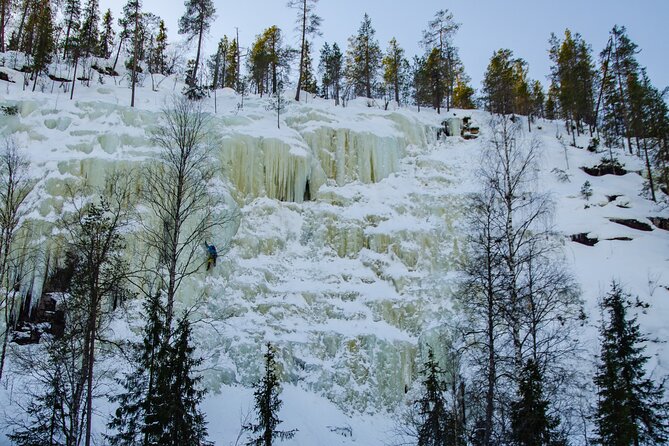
[0,61,668,445]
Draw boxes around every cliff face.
[1,92,460,413]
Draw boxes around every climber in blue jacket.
[205,241,217,271]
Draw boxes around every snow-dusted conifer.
[244,342,297,446]
[345,13,381,99]
[593,282,669,445]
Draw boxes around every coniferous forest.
[0,0,668,445]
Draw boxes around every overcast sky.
[99,0,669,93]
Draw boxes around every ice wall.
[1,95,456,414]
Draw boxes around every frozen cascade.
[1,95,461,414]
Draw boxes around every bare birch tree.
[0,138,34,382]
[141,96,237,331]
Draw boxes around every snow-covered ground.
[0,57,668,445]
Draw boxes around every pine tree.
[0,0,9,51]
[412,55,429,111]
[209,36,229,89]
[549,30,596,136]
[421,9,461,112]
[424,47,445,112]
[225,37,239,89]
[178,0,215,88]
[345,13,381,99]
[78,0,100,59]
[510,360,565,446]
[452,72,475,109]
[148,19,168,75]
[593,282,669,446]
[29,0,53,92]
[287,0,321,101]
[247,26,292,97]
[62,0,81,59]
[244,343,297,446]
[530,80,545,119]
[483,49,516,114]
[98,8,114,59]
[381,37,409,105]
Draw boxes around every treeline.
[2,1,668,197]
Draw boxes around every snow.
[1,57,668,445]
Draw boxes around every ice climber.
[205,241,217,271]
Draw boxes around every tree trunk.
[14,0,30,52]
[83,294,97,446]
[295,0,306,101]
[0,0,8,52]
[112,38,123,72]
[70,56,78,100]
[643,139,656,202]
[192,17,204,85]
[63,16,72,58]
[612,36,633,154]
[131,6,139,107]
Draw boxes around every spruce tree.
[165,314,208,445]
[318,42,332,98]
[244,342,297,446]
[108,292,166,446]
[98,8,114,59]
[78,0,100,59]
[300,40,318,95]
[599,26,640,153]
[345,13,381,99]
[510,360,565,446]
[593,282,669,446]
[120,0,143,106]
[209,36,229,89]
[225,37,239,89]
[415,348,450,446]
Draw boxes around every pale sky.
[99,0,669,93]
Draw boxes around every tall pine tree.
[345,13,381,99]
[178,0,215,88]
